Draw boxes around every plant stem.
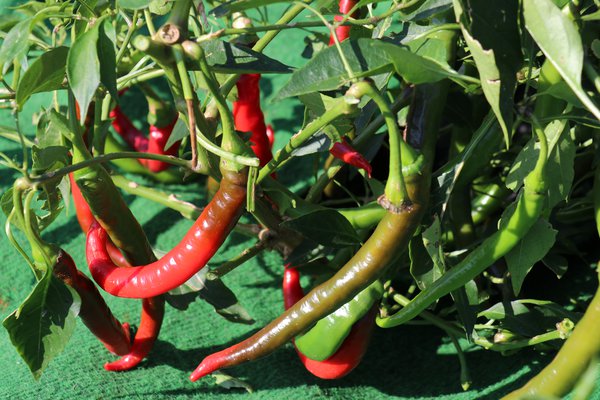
[207,240,267,280]
[29,151,192,185]
[257,97,353,183]
[305,89,411,202]
[116,10,139,65]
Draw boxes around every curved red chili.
[70,173,131,268]
[85,171,247,298]
[104,297,165,371]
[110,106,149,153]
[283,266,375,379]
[233,73,273,167]
[329,138,372,178]
[53,250,132,356]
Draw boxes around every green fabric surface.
[0,7,598,398]
[0,88,571,400]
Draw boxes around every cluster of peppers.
[4,0,600,398]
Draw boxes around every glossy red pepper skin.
[328,0,357,45]
[283,267,375,379]
[110,103,180,173]
[104,297,165,371]
[70,174,131,268]
[145,117,180,173]
[53,250,132,356]
[110,106,149,153]
[86,170,247,298]
[329,138,372,178]
[233,73,273,167]
[266,124,275,149]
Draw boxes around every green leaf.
[422,216,446,273]
[31,145,69,175]
[376,37,476,89]
[98,20,118,99]
[276,38,393,100]
[16,47,68,110]
[164,118,187,151]
[505,119,572,209]
[544,126,575,208]
[201,40,292,74]
[432,112,501,217]
[0,17,32,73]
[149,0,172,14]
[3,270,80,380]
[119,0,150,10]
[1,187,22,231]
[167,269,254,324]
[523,0,600,121]
[399,0,453,21]
[454,0,521,146]
[281,209,360,248]
[505,218,557,295]
[67,24,101,123]
[213,372,254,393]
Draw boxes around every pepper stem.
[349,81,418,209]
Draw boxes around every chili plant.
[0,0,600,398]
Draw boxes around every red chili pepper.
[328,0,358,45]
[233,73,273,167]
[145,117,180,173]
[109,93,180,173]
[110,106,149,153]
[266,124,275,150]
[329,138,373,178]
[282,266,376,379]
[70,174,131,268]
[53,250,132,356]
[104,297,165,371]
[85,171,247,298]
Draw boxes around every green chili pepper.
[295,279,383,361]
[471,180,511,225]
[376,60,562,328]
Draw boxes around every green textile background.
[0,5,598,399]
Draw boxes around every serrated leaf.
[201,40,292,74]
[31,145,69,175]
[524,0,600,121]
[119,0,150,10]
[506,218,557,295]
[67,24,101,123]
[276,38,393,100]
[454,0,521,146]
[98,20,117,99]
[3,270,80,380]
[16,47,68,110]
[0,17,32,73]
[281,209,360,248]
